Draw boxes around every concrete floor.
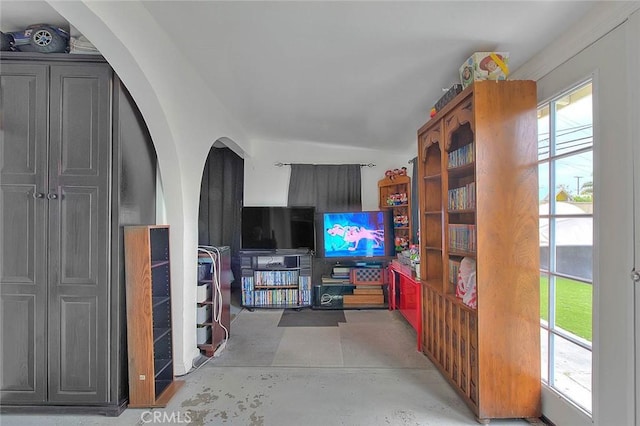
[0,293,536,426]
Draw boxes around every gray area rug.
[278,309,346,327]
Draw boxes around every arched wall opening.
[198,139,244,286]
[46,1,250,374]
[196,139,244,355]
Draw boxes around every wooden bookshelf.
[416,80,541,422]
[378,174,412,252]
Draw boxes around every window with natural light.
[538,81,593,414]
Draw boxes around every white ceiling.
[0,1,598,151]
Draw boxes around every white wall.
[49,0,416,378]
[48,0,251,376]
[243,138,413,209]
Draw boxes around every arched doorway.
[198,139,244,297]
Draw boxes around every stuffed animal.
[394,236,409,251]
[384,167,408,180]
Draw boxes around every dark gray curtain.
[287,164,362,212]
[198,146,244,287]
[410,157,418,245]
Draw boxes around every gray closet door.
[0,63,49,403]
[47,63,111,403]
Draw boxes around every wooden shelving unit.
[378,175,412,252]
[124,225,183,408]
[416,80,541,423]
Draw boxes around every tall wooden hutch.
[416,80,541,423]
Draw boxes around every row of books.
[449,259,461,284]
[241,276,254,291]
[241,289,312,306]
[299,276,312,292]
[254,270,300,286]
[242,275,311,291]
[448,182,476,211]
[448,224,477,252]
[447,142,475,169]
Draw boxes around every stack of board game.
[342,267,386,307]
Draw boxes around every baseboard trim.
[0,399,128,417]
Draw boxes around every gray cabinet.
[0,53,156,415]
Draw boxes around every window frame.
[538,78,594,414]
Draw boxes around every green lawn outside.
[540,275,592,342]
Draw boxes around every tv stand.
[313,259,390,310]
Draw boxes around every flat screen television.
[241,206,315,252]
[319,210,394,259]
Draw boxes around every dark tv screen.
[241,207,315,251]
[320,210,392,258]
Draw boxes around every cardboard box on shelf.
[459,52,509,88]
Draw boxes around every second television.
[241,206,316,251]
[319,210,394,259]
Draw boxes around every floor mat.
[278,309,346,327]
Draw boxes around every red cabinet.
[388,261,422,351]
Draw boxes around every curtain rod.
[274,162,376,168]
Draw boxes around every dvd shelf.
[240,251,312,309]
[124,225,183,407]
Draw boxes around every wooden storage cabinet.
[417,81,540,422]
[124,225,183,408]
[378,175,412,251]
[240,251,312,309]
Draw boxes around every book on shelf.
[343,294,385,305]
[322,276,351,284]
[332,266,351,274]
[330,273,350,279]
[354,288,383,295]
[354,284,383,289]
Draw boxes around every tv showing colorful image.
[321,210,392,258]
